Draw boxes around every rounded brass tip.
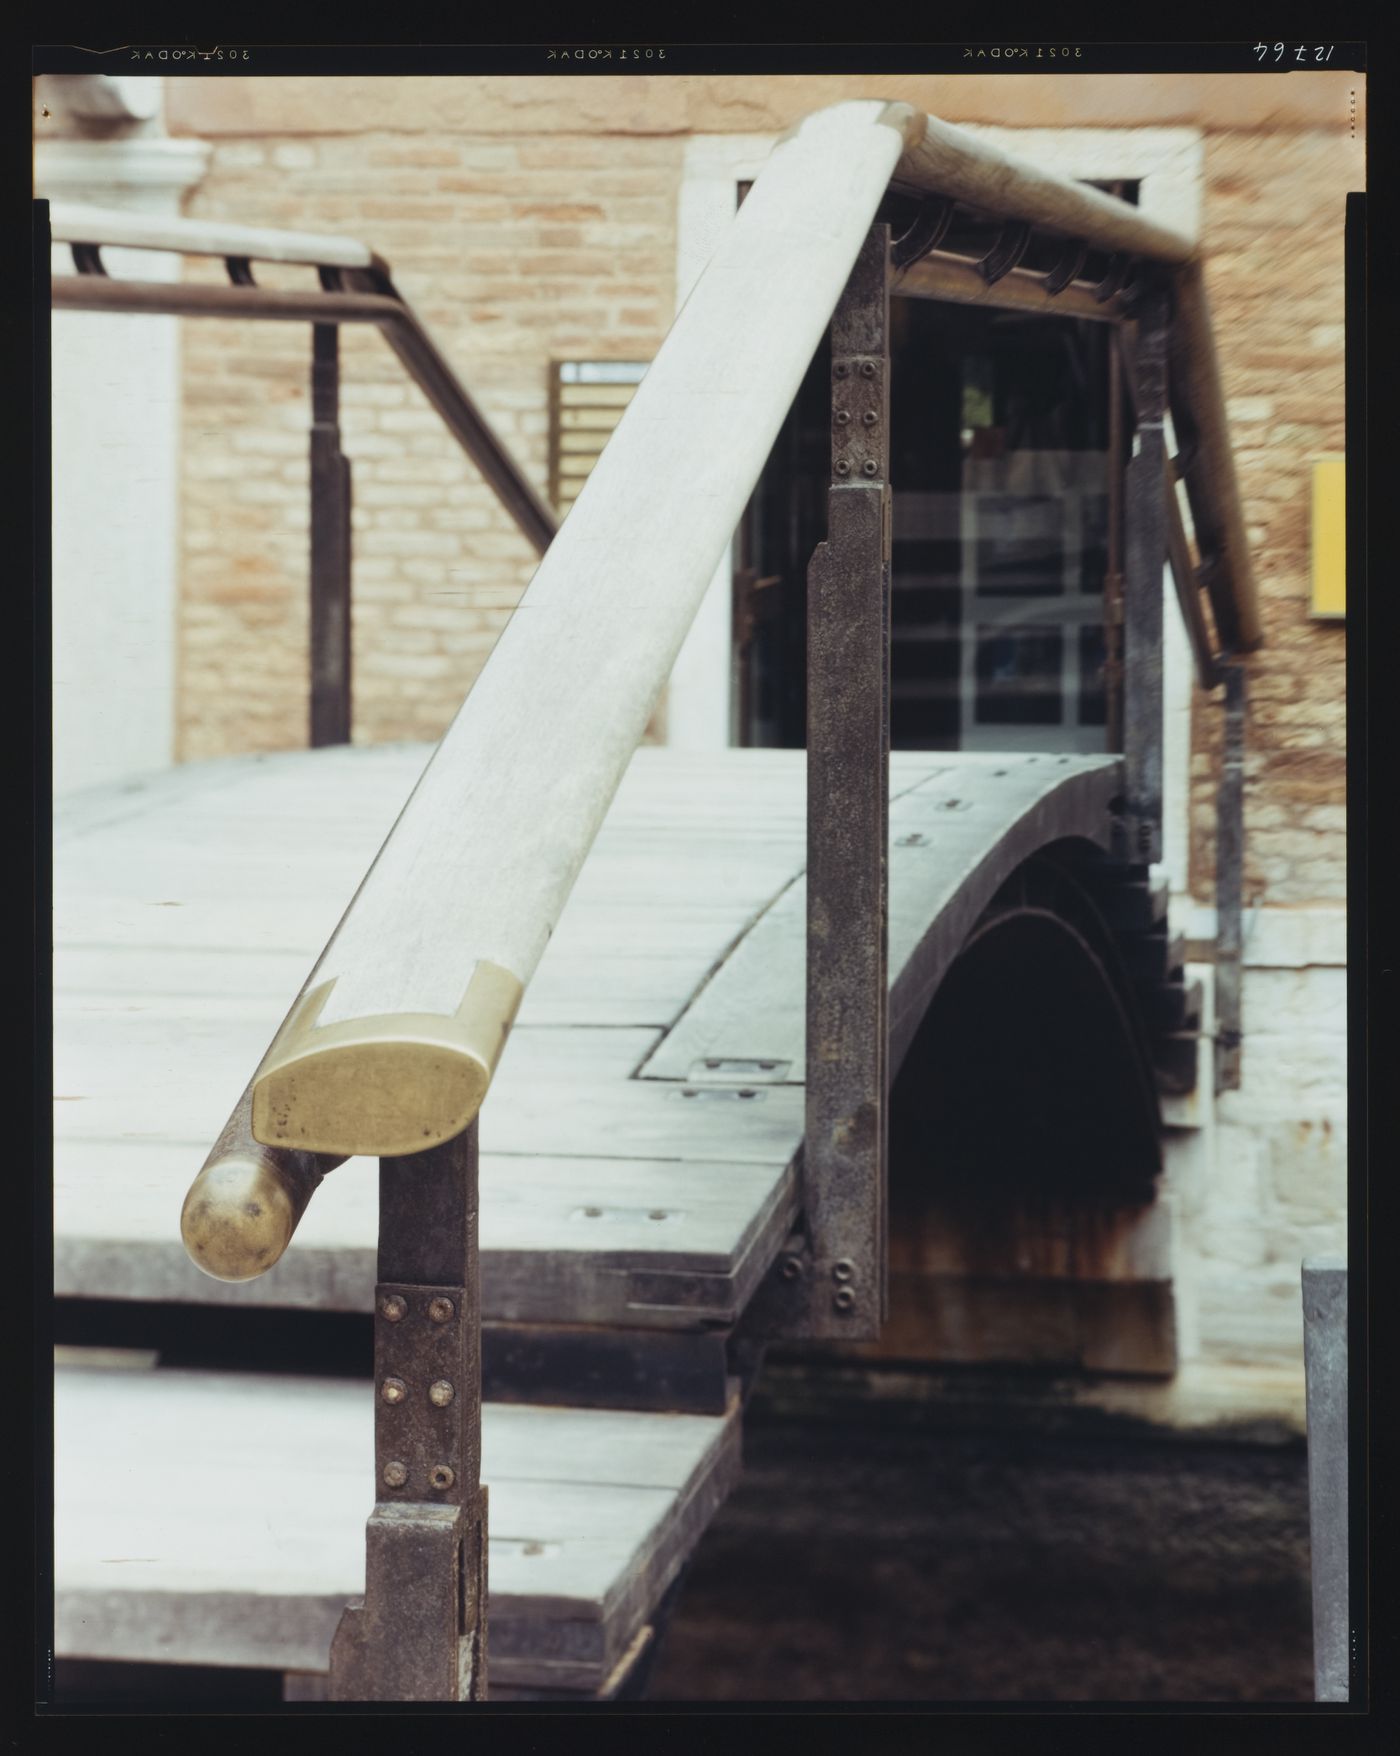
[180,1154,297,1283]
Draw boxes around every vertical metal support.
[1215,661,1246,1092]
[1303,1259,1349,1701]
[328,1122,487,1701]
[802,224,891,1342]
[1104,329,1126,753]
[310,322,352,747]
[1121,282,1169,864]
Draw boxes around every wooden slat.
[54,1364,740,1690]
[49,202,377,270]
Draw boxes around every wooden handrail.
[49,201,379,271]
[175,98,1263,1281]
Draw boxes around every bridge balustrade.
[48,99,1260,1699]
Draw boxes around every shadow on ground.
[646,1382,1312,1703]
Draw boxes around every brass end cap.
[181,1154,297,1283]
[249,963,522,1159]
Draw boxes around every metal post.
[1302,1259,1349,1702]
[802,224,892,1341]
[1104,330,1126,753]
[328,1122,487,1701]
[1215,661,1246,1091]
[1122,281,1169,864]
[310,322,352,747]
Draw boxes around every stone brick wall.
[175,127,682,758]
[1189,129,1352,907]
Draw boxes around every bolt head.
[832,1258,855,1284]
[835,409,851,426]
[835,459,851,477]
[862,459,878,476]
[429,1464,455,1491]
[833,1287,857,1314]
[862,409,878,427]
[429,1379,455,1408]
[860,360,876,378]
[427,1296,455,1324]
[380,1376,407,1405]
[780,1255,803,1281]
[379,1294,407,1323]
[383,1461,408,1489]
[833,361,849,379]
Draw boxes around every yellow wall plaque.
[1311,455,1346,619]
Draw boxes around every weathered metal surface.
[977,218,1032,285]
[1164,451,1223,692]
[328,1124,487,1701]
[1215,663,1246,1092]
[1302,1259,1349,1702]
[1121,282,1170,865]
[50,274,556,558]
[309,323,352,748]
[802,224,891,1342]
[892,248,1127,323]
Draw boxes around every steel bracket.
[328,1124,487,1701]
[760,223,892,1344]
[1214,661,1247,1091]
[1121,279,1170,866]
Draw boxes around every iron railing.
[49,202,557,746]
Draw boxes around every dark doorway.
[736,202,1139,755]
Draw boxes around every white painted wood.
[49,202,375,270]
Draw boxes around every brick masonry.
[176,128,682,758]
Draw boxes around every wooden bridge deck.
[52,741,1125,1694]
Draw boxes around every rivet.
[835,459,851,477]
[862,459,878,476]
[780,1254,803,1281]
[383,1461,408,1489]
[833,361,849,379]
[427,1296,455,1324]
[380,1376,407,1405]
[860,360,876,378]
[584,1206,603,1217]
[832,1259,856,1284]
[648,1209,668,1221]
[835,409,851,426]
[429,1379,455,1408]
[833,1287,857,1314]
[429,1464,455,1491]
[379,1294,407,1323]
[862,410,878,427]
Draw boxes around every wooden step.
[53,1360,740,1697]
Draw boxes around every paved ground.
[645,1371,1313,1704]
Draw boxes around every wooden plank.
[49,201,375,269]
[54,1364,740,1690]
[55,1135,796,1323]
